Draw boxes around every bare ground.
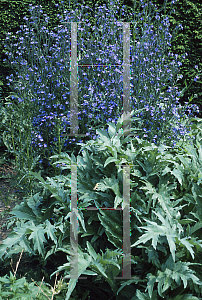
[0,163,23,244]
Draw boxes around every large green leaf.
[11,192,43,222]
[98,209,122,249]
[132,211,180,262]
[28,222,47,257]
[146,256,202,298]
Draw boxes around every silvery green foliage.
[1,112,202,299]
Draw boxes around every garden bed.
[0,164,23,243]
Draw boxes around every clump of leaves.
[1,112,202,299]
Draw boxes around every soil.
[0,163,23,244]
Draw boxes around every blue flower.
[3,0,198,165]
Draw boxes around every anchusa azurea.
[2,0,200,175]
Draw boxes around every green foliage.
[1,1,202,298]
[0,270,67,299]
[146,256,201,298]
[148,0,202,115]
[1,112,202,298]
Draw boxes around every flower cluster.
[3,0,199,168]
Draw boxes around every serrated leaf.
[86,241,97,260]
[146,246,161,268]
[166,234,176,262]
[104,156,118,168]
[91,260,108,279]
[179,237,195,259]
[11,205,38,221]
[11,192,43,221]
[114,195,123,209]
[77,210,86,232]
[132,226,161,249]
[188,222,202,235]
[161,165,172,176]
[150,257,202,298]
[97,175,121,197]
[117,277,142,296]
[44,220,57,244]
[132,211,178,261]
[171,167,183,185]
[146,273,156,298]
[23,171,63,203]
[53,250,93,300]
[177,154,191,170]
[96,128,111,146]
[98,210,122,248]
[0,232,22,259]
[107,122,117,138]
[28,222,47,257]
[112,134,121,150]
[135,289,158,300]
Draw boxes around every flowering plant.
[1,0,200,177]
